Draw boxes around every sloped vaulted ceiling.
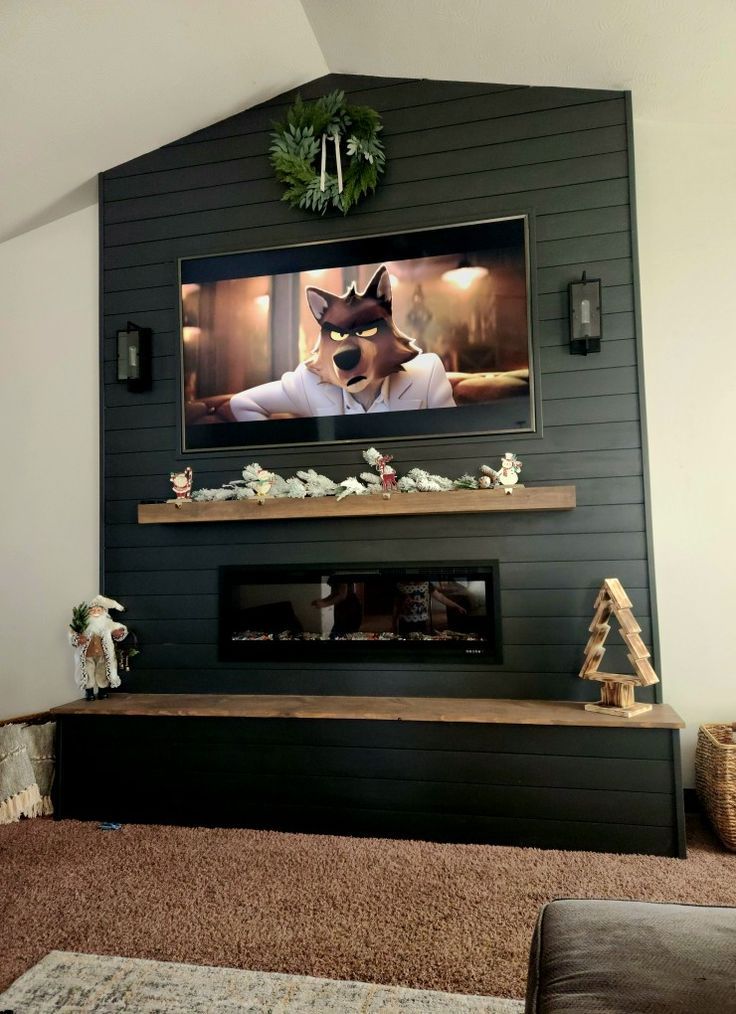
[302,0,735,124]
[0,0,328,243]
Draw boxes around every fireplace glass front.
[219,563,502,665]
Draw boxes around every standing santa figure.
[69,595,128,701]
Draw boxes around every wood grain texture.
[56,712,676,757]
[50,693,684,728]
[585,700,653,718]
[0,709,53,727]
[137,486,576,524]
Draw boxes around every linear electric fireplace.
[219,562,502,664]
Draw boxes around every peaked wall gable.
[100,73,653,701]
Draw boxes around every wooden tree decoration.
[579,578,659,718]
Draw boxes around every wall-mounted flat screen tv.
[180,217,535,452]
[219,562,502,665]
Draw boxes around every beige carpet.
[0,951,523,1012]
[1,816,734,1000]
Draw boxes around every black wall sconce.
[117,321,153,391]
[568,272,602,356]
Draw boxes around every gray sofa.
[526,899,736,1013]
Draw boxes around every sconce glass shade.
[116,321,153,391]
[568,272,602,355]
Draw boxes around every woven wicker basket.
[696,723,736,850]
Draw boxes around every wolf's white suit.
[230,353,455,421]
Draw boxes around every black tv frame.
[218,561,503,666]
[179,215,539,454]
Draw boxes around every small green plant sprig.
[70,602,90,634]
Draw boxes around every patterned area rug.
[0,951,524,1012]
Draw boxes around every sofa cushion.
[526,898,736,1013]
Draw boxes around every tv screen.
[219,563,502,664]
[180,217,535,452]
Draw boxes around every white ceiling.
[2,0,734,245]
[0,0,328,243]
[305,0,735,123]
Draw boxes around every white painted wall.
[0,205,99,719]
[634,116,736,783]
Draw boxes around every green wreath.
[269,90,385,215]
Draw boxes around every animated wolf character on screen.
[229,266,455,420]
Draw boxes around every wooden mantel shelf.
[138,485,576,525]
[50,693,683,729]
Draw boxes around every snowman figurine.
[496,452,522,494]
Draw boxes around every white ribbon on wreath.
[320,131,344,194]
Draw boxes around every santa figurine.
[69,595,129,701]
[169,466,193,501]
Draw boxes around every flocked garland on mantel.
[185,448,522,505]
[269,90,385,214]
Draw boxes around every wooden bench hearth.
[51,694,685,857]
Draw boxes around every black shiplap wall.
[101,74,655,701]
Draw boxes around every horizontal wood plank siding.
[56,715,680,854]
[100,73,653,704]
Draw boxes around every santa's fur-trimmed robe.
[69,615,127,691]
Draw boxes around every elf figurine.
[69,596,128,701]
